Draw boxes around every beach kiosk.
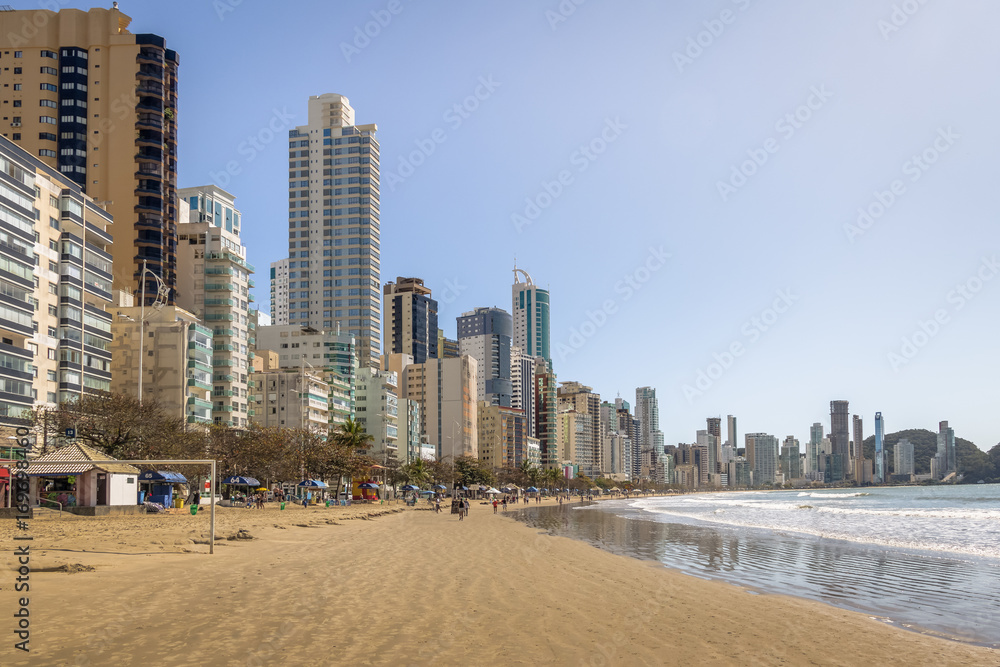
[25,443,139,515]
[137,470,188,508]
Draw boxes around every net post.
[209,460,216,555]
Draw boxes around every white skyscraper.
[285,93,381,368]
[635,386,663,455]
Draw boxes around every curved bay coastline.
[511,486,1000,649]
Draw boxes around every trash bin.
[189,504,198,515]
[280,502,286,510]
[174,498,184,509]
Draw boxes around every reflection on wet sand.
[514,502,1000,647]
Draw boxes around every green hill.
[862,430,997,483]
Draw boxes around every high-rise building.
[457,307,512,408]
[401,355,477,460]
[780,436,802,481]
[533,357,558,468]
[558,381,603,476]
[726,415,738,449]
[707,417,722,472]
[745,433,778,485]
[830,400,850,481]
[175,185,254,427]
[477,402,529,470]
[269,259,289,326]
[111,305,213,425]
[635,386,662,456]
[354,367,399,463]
[249,369,329,433]
[0,137,115,426]
[0,6,179,306]
[284,93,380,367]
[852,414,865,485]
[254,324,356,428]
[935,420,956,479]
[512,266,550,364]
[874,412,885,483]
[436,329,459,359]
[894,437,915,476]
[383,277,438,365]
[696,429,719,483]
[807,422,823,474]
[511,347,538,437]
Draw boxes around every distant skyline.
[78,1,998,450]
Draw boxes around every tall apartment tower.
[0,6,179,306]
[707,417,722,472]
[935,420,956,478]
[512,266,550,365]
[269,259,289,325]
[383,277,438,364]
[852,414,864,484]
[175,185,254,427]
[285,93,380,368]
[457,307,512,408]
[726,414,737,448]
[807,422,823,474]
[874,412,885,483]
[510,346,537,437]
[558,381,603,476]
[829,400,850,481]
[533,357,558,468]
[894,437,915,476]
[0,136,115,427]
[745,433,778,485]
[635,387,662,455]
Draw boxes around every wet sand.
[1,497,996,666]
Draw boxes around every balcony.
[205,283,235,292]
[187,377,212,391]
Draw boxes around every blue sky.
[94,1,998,451]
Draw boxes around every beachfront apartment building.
[401,355,478,460]
[0,6,179,307]
[457,306,512,408]
[780,436,802,481]
[745,433,779,486]
[934,420,956,479]
[249,369,330,433]
[512,266,550,365]
[175,185,254,427]
[282,93,381,369]
[0,136,115,430]
[255,324,357,429]
[477,402,529,470]
[355,366,399,463]
[510,346,538,437]
[269,259,289,326]
[895,438,915,476]
[533,356,558,469]
[383,277,437,365]
[437,329,459,359]
[558,381,603,476]
[830,400,851,481]
[111,304,213,426]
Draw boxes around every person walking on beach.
[492,499,498,514]
[458,500,466,521]
[463,498,471,518]
[501,497,507,511]
[435,497,441,513]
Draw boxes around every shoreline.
[510,499,999,650]
[2,497,997,665]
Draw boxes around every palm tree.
[331,418,374,499]
[402,458,431,487]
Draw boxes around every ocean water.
[514,485,1000,646]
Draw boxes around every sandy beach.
[1,497,997,666]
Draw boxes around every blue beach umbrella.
[359,482,379,489]
[222,476,260,487]
[298,480,327,487]
[434,484,447,489]
[401,484,420,491]
[526,486,538,492]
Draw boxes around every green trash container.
[280,502,286,510]
[189,503,199,516]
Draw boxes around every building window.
[39,149,55,158]
[40,83,56,92]
[13,67,20,74]
[14,51,22,58]
[12,100,19,107]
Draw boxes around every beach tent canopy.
[222,476,260,486]
[298,480,328,488]
[401,484,421,491]
[485,488,502,494]
[419,490,436,495]
[138,470,187,484]
[526,486,539,492]
[358,482,379,489]
[434,484,447,489]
